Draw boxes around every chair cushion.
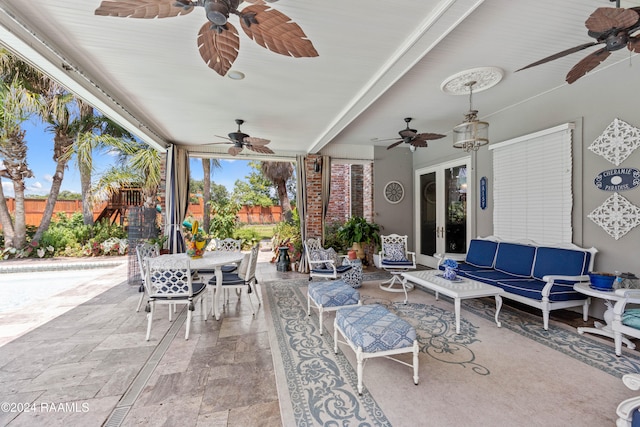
[532,247,590,280]
[623,309,640,330]
[385,243,407,262]
[308,280,360,308]
[494,243,536,277]
[465,239,498,268]
[311,265,352,274]
[336,304,416,353]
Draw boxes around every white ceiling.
[1,0,639,161]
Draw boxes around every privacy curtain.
[296,154,308,273]
[165,145,190,254]
[321,155,331,240]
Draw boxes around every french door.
[414,157,472,268]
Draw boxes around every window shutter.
[490,123,574,244]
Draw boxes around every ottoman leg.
[307,293,311,316]
[318,305,324,335]
[334,320,339,354]
[356,347,364,395]
[412,340,419,385]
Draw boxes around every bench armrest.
[541,275,590,297]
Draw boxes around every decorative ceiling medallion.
[384,181,405,204]
[587,192,640,240]
[588,118,640,166]
[440,67,504,95]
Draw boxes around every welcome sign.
[594,168,640,192]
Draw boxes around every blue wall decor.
[594,168,640,192]
[480,176,487,210]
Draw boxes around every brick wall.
[363,162,374,222]
[326,164,350,225]
[305,154,324,239]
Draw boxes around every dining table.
[148,251,246,320]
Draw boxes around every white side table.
[573,283,636,350]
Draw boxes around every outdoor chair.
[208,244,261,316]
[135,242,160,312]
[612,289,640,356]
[304,237,352,281]
[616,373,640,426]
[379,234,416,293]
[144,257,207,341]
[215,238,243,273]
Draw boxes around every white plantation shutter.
[490,123,574,244]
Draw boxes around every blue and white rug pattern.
[267,277,640,426]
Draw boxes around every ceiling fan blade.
[239,4,318,58]
[566,47,611,84]
[246,144,274,154]
[244,137,270,145]
[410,139,428,148]
[585,7,640,33]
[205,141,232,145]
[197,21,239,76]
[214,135,233,142]
[228,146,243,156]
[516,42,599,72]
[628,35,640,53]
[386,140,404,150]
[371,137,402,142]
[413,132,446,141]
[95,0,193,18]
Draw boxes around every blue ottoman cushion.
[336,304,416,353]
[308,280,360,308]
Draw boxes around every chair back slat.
[146,258,194,298]
[215,238,242,252]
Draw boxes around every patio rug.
[263,275,640,427]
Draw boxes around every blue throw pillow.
[385,243,408,262]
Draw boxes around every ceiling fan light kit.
[452,81,489,152]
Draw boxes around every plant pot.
[348,250,357,260]
[351,242,365,260]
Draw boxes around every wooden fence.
[3,198,283,226]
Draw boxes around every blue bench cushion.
[461,269,529,285]
[466,239,499,268]
[494,279,586,302]
[532,247,590,280]
[494,243,536,277]
[336,304,416,353]
[308,280,360,308]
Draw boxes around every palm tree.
[201,158,221,233]
[261,161,294,222]
[92,138,163,209]
[0,80,41,248]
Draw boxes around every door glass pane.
[420,172,437,256]
[445,166,467,254]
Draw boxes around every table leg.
[494,295,503,328]
[214,267,222,321]
[454,298,461,334]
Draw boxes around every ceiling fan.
[209,119,274,156]
[516,1,640,84]
[94,0,318,76]
[375,118,445,151]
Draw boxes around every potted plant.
[337,216,381,264]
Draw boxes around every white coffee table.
[402,270,504,334]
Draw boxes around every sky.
[1,120,253,198]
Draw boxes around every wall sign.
[595,168,640,191]
[480,176,487,210]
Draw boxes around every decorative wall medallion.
[588,118,640,166]
[384,181,404,204]
[595,168,640,191]
[440,67,504,95]
[587,192,640,240]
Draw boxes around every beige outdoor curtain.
[165,145,190,254]
[295,155,308,273]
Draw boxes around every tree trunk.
[12,178,27,248]
[80,164,93,225]
[0,180,16,247]
[276,178,292,222]
[33,133,72,243]
[202,158,211,233]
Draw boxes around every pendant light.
[452,80,489,152]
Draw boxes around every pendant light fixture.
[452,80,489,152]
